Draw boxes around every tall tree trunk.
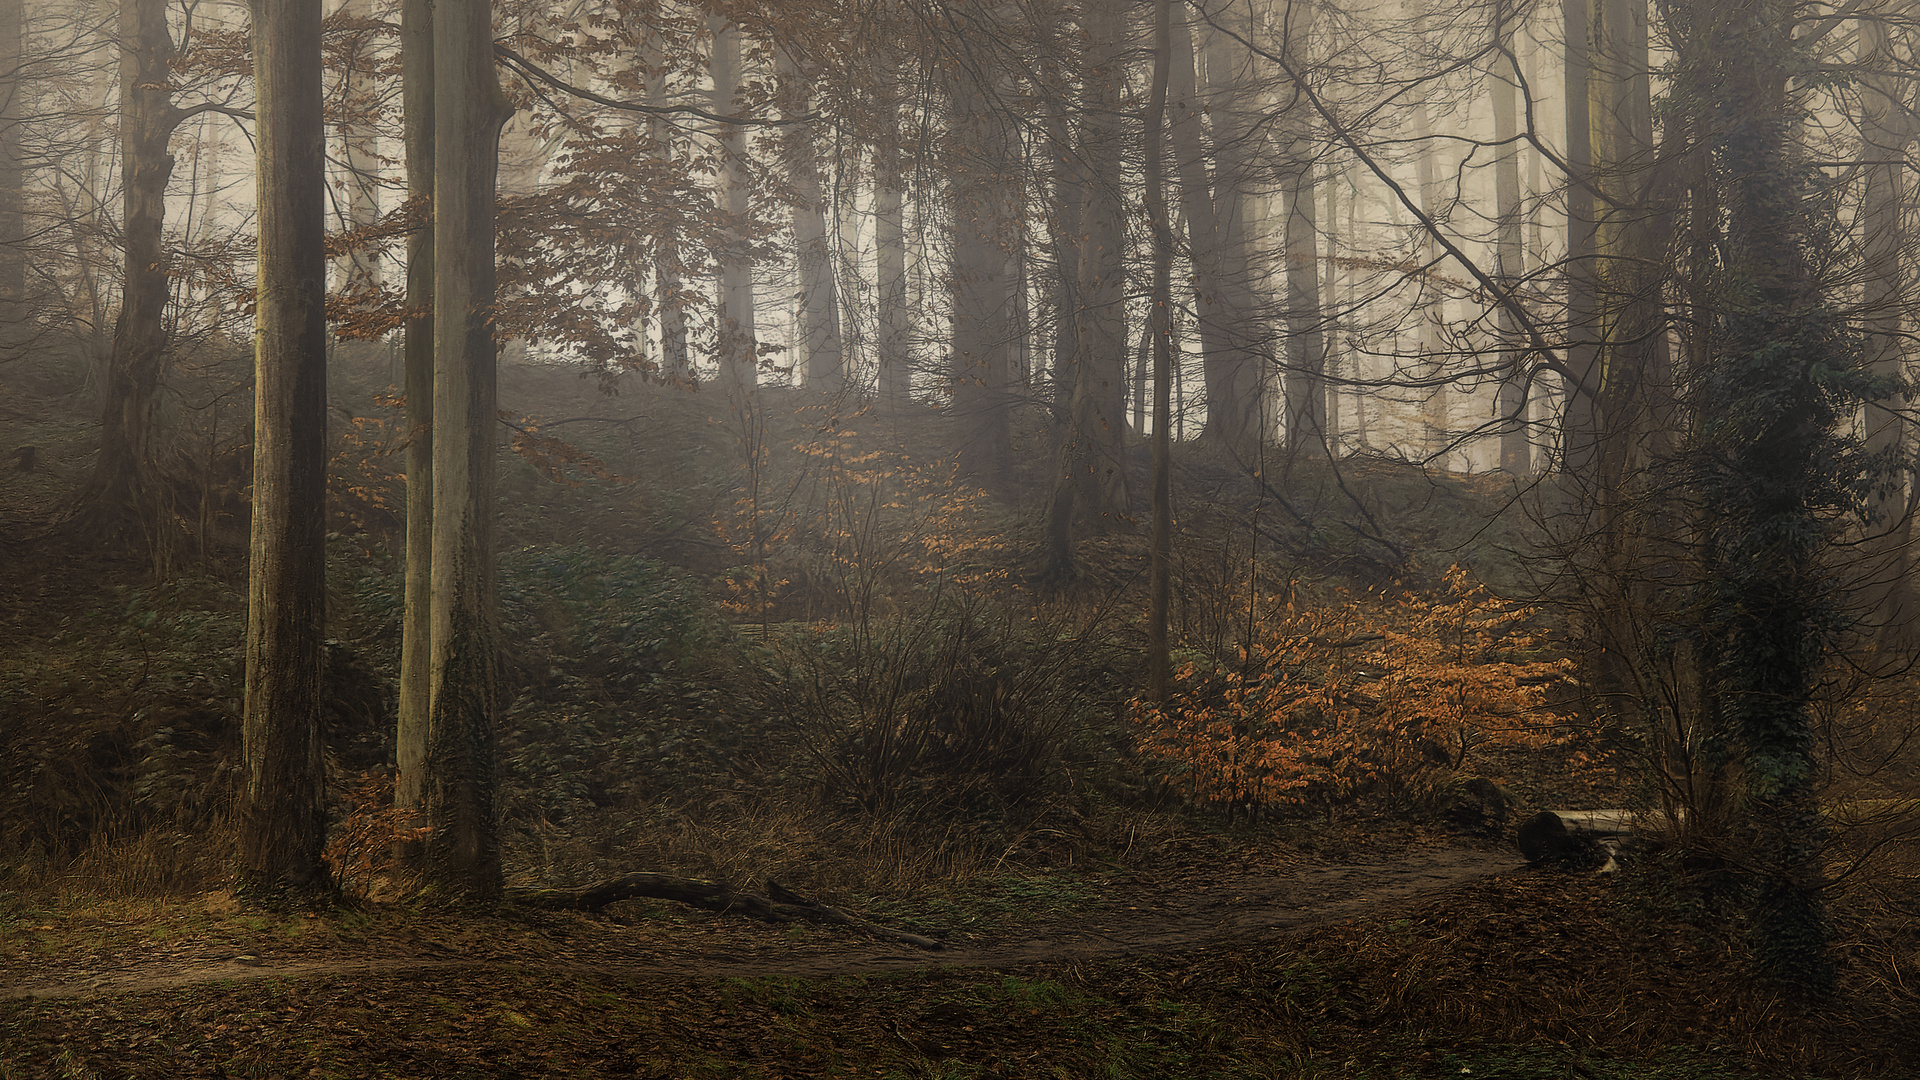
[336,0,380,290]
[394,0,434,830]
[1146,0,1175,704]
[947,61,1014,485]
[1412,98,1449,455]
[1859,8,1915,639]
[241,0,330,903]
[0,0,23,319]
[1492,0,1529,475]
[1040,47,1081,414]
[1688,0,1845,993]
[1560,0,1601,480]
[1186,3,1263,454]
[779,49,843,397]
[645,31,691,383]
[86,0,182,564]
[1281,155,1326,456]
[710,17,757,409]
[1321,165,1341,451]
[425,0,511,903]
[1047,0,1131,577]
[874,87,910,411]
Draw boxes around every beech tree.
[422,0,513,901]
[240,0,330,901]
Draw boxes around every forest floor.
[3,366,1917,1077]
[4,836,1915,1079]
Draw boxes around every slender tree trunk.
[1184,4,1262,453]
[87,0,182,563]
[1560,0,1601,479]
[1321,166,1341,452]
[336,0,380,290]
[644,32,690,383]
[395,0,434,828]
[874,87,910,411]
[1859,8,1915,639]
[241,0,330,903]
[779,50,843,397]
[1492,0,1529,475]
[425,0,511,903]
[710,17,757,408]
[1412,98,1449,455]
[0,0,23,317]
[1281,156,1326,457]
[1146,0,1175,705]
[947,62,1014,485]
[1078,0,1129,519]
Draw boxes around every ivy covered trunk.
[1682,0,1883,995]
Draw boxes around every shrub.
[1133,566,1570,816]
[748,594,1118,826]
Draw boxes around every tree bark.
[644,28,691,383]
[1491,0,1529,475]
[874,85,910,411]
[425,0,511,903]
[779,49,843,397]
[947,60,1014,485]
[0,0,22,316]
[1281,161,1326,457]
[395,0,434,832]
[1045,0,1131,577]
[1686,0,1844,994]
[1190,0,1267,453]
[336,0,380,291]
[1858,7,1915,640]
[241,0,330,902]
[710,17,757,410]
[1145,0,1174,705]
[85,0,184,563]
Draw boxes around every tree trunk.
[85,0,182,563]
[0,0,22,318]
[1560,0,1601,481]
[710,17,757,409]
[1281,156,1326,456]
[1858,8,1915,640]
[1146,0,1175,705]
[1687,0,1846,994]
[425,0,511,903]
[240,0,330,903]
[394,0,434,831]
[1183,4,1263,454]
[1491,0,1529,475]
[336,0,380,291]
[779,50,843,397]
[644,31,691,383]
[947,63,1014,485]
[1411,99,1449,456]
[874,87,910,411]
[1046,0,1132,577]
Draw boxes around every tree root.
[510,874,943,950]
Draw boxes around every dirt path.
[1,847,1516,1001]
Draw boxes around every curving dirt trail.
[1,846,1516,1001]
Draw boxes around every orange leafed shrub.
[1133,566,1572,812]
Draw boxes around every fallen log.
[509,874,943,950]
[1516,810,1622,869]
